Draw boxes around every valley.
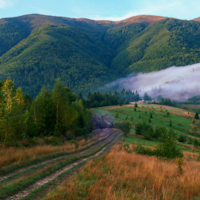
[1,11,200,200]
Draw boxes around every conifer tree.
[195,112,199,119]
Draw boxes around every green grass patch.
[94,105,200,152]
[123,134,159,147]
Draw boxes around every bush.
[154,126,166,140]
[193,138,200,148]
[167,112,170,117]
[135,128,183,159]
[187,137,193,144]
[156,129,183,159]
[116,121,131,137]
[135,145,155,156]
[135,122,152,136]
[135,122,156,140]
[178,134,187,143]
[143,127,154,140]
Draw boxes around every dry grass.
[45,144,200,200]
[0,133,107,171]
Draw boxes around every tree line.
[0,80,92,146]
[81,89,140,108]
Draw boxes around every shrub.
[136,127,183,159]
[116,121,131,137]
[156,129,183,159]
[193,138,200,148]
[143,128,154,140]
[178,134,187,143]
[135,122,155,140]
[135,145,155,156]
[154,126,166,140]
[135,122,152,136]
[167,112,170,117]
[187,137,193,144]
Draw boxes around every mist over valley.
[104,63,200,101]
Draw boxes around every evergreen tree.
[135,102,138,107]
[195,112,199,119]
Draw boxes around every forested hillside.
[0,14,200,96]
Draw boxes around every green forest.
[0,79,92,146]
[1,15,200,97]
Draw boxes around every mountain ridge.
[0,14,200,96]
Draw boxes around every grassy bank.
[44,144,200,200]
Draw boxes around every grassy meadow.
[44,144,200,200]
[93,103,199,137]
[43,104,200,200]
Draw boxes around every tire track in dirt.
[0,129,117,183]
[5,132,122,200]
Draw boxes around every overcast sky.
[0,0,200,21]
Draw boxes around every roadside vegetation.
[44,144,200,200]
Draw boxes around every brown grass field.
[0,135,102,171]
[44,143,200,200]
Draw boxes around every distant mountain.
[0,14,200,96]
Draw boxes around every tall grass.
[45,144,200,200]
[0,136,100,171]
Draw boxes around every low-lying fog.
[104,63,200,101]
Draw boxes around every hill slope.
[0,14,200,96]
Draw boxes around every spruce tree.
[195,112,199,119]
